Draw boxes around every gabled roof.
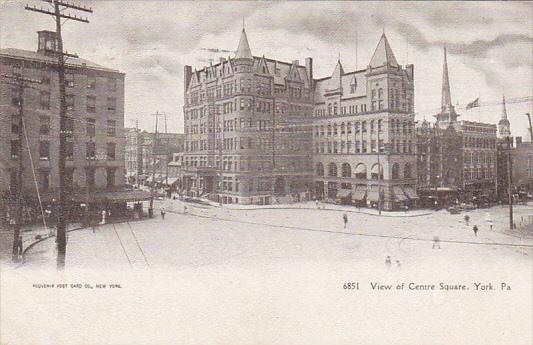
[235,29,253,59]
[369,33,398,68]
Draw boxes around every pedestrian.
[385,256,391,269]
[432,236,441,249]
[16,235,23,261]
[396,260,401,268]
[184,205,188,214]
[315,199,319,209]
[161,207,166,220]
[343,213,348,228]
[100,210,107,225]
[473,225,478,236]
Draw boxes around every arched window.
[316,163,324,176]
[341,163,352,178]
[371,163,383,180]
[404,163,412,178]
[320,125,325,136]
[370,120,375,132]
[354,163,367,179]
[328,162,337,177]
[328,103,332,115]
[392,163,400,179]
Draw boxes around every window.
[66,94,74,111]
[66,142,74,160]
[107,77,117,91]
[86,142,96,159]
[106,168,116,187]
[86,96,96,113]
[341,163,352,178]
[107,97,116,113]
[40,91,50,110]
[106,142,116,160]
[392,163,400,179]
[11,140,19,159]
[107,120,116,137]
[40,116,50,135]
[328,163,337,177]
[40,170,50,191]
[66,73,74,87]
[86,118,96,137]
[65,117,74,134]
[39,141,50,160]
[11,115,19,134]
[87,75,96,89]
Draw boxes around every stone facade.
[0,31,125,203]
[312,34,416,210]
[183,29,314,205]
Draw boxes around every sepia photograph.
[0,1,532,344]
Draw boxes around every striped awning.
[367,185,380,202]
[353,185,367,201]
[393,186,407,201]
[403,186,419,199]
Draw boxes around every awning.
[105,190,152,202]
[367,185,380,202]
[403,186,419,199]
[336,189,352,199]
[353,185,367,201]
[393,186,407,201]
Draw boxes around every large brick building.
[0,31,128,221]
[312,34,417,210]
[416,48,497,206]
[182,29,314,204]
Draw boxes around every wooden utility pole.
[507,135,514,230]
[1,71,41,262]
[149,111,164,216]
[26,0,92,269]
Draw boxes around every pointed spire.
[501,94,508,120]
[235,28,253,59]
[369,33,398,68]
[499,94,511,137]
[441,47,452,113]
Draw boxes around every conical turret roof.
[235,29,252,59]
[369,33,398,68]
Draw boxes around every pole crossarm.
[25,5,90,22]
[42,0,93,12]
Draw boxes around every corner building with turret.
[182,29,314,205]
[183,30,416,209]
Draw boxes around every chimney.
[184,65,192,94]
[37,30,58,55]
[305,57,313,89]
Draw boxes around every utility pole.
[507,135,514,230]
[84,135,93,227]
[150,111,164,217]
[26,0,92,270]
[1,70,41,262]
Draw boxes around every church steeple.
[498,94,511,137]
[441,47,452,113]
[235,28,253,60]
[435,47,458,124]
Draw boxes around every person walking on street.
[432,236,441,249]
[473,225,479,236]
[315,199,319,209]
[161,207,166,220]
[343,213,348,228]
[385,256,391,269]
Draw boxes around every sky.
[1,1,532,139]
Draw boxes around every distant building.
[416,48,497,206]
[312,34,417,210]
[512,138,533,194]
[0,30,130,222]
[124,130,184,185]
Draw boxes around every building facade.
[1,31,126,220]
[182,29,314,205]
[312,34,417,210]
[416,48,497,206]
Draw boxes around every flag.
[466,98,479,110]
